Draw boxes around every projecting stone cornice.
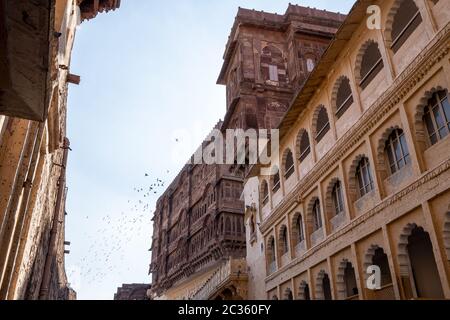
[259,22,450,235]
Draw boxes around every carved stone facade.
[243,0,450,300]
[0,0,119,300]
[149,5,345,300]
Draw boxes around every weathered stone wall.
[0,0,119,300]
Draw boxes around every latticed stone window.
[359,41,384,89]
[356,157,374,198]
[385,129,411,174]
[391,0,422,53]
[423,90,450,146]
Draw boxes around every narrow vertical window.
[313,200,322,231]
[356,157,374,198]
[423,90,450,146]
[385,129,410,174]
[332,181,345,216]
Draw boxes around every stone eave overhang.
[77,0,120,22]
[0,0,53,121]
[277,0,368,142]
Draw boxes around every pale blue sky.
[65,0,354,300]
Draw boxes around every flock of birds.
[66,173,169,288]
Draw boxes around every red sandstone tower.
[149,4,345,300]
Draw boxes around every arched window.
[280,226,289,254]
[423,90,450,146]
[298,130,311,162]
[284,150,295,179]
[391,0,422,53]
[359,41,384,89]
[267,236,276,274]
[272,170,281,193]
[385,129,410,174]
[285,288,293,300]
[296,215,305,242]
[335,77,354,118]
[344,262,359,298]
[372,248,393,287]
[269,238,276,262]
[303,283,311,300]
[406,226,444,298]
[332,180,345,216]
[356,157,374,198]
[312,199,323,231]
[315,106,330,143]
[261,180,269,206]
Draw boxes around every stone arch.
[335,259,359,299]
[315,270,332,300]
[376,125,403,181]
[362,244,382,285]
[398,223,445,298]
[298,280,310,300]
[384,0,422,45]
[348,154,368,203]
[413,86,446,152]
[283,288,293,300]
[291,212,304,246]
[311,104,330,141]
[324,177,342,222]
[398,222,420,276]
[281,148,294,179]
[260,178,270,207]
[445,209,450,261]
[354,39,380,83]
[331,75,353,115]
[270,165,281,192]
[278,224,289,256]
[306,196,320,235]
[266,235,276,263]
[362,244,394,290]
[295,128,311,162]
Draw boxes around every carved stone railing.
[191,258,247,300]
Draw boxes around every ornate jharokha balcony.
[191,258,247,300]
